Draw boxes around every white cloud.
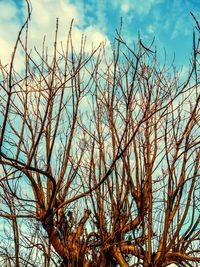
[0,0,17,20]
[179,65,190,80]
[121,3,130,13]
[0,1,20,66]
[83,26,109,51]
[0,0,110,69]
[117,0,164,15]
[24,0,109,53]
[147,24,155,34]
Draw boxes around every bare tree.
[0,4,199,267]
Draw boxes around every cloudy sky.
[0,0,200,72]
[0,2,199,266]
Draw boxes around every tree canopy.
[0,5,199,267]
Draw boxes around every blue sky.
[0,2,199,266]
[0,0,200,72]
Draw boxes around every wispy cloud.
[116,0,164,15]
[171,16,191,39]
[0,1,21,66]
[0,0,18,20]
[146,24,156,34]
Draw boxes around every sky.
[0,1,199,266]
[0,0,200,72]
